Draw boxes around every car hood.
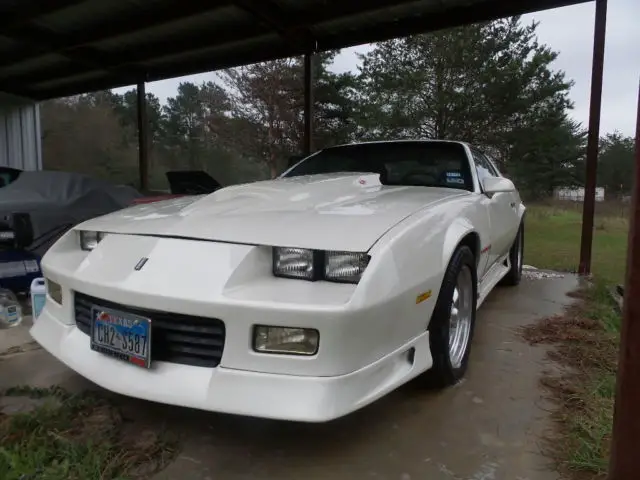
[78,173,468,251]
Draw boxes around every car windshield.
[282,141,474,191]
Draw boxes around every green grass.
[564,283,619,477]
[522,280,621,479]
[525,202,629,284]
[0,386,177,480]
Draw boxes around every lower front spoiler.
[30,308,432,422]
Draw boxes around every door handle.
[510,202,516,208]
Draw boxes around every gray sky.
[121,1,639,137]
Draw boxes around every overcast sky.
[123,1,639,137]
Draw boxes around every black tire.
[501,222,524,286]
[423,245,477,388]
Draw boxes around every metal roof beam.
[0,0,424,74]
[230,0,425,49]
[0,0,86,31]
[316,0,588,50]
[11,72,130,100]
[0,82,38,100]
[29,42,300,100]
[0,22,272,87]
[1,0,426,86]
[0,1,236,69]
[0,0,594,100]
[0,26,145,83]
[232,0,316,49]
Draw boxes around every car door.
[471,149,520,268]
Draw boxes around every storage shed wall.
[0,94,42,171]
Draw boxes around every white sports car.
[30,140,525,422]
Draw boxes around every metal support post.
[303,52,314,156]
[608,79,640,480]
[136,81,149,192]
[579,0,608,275]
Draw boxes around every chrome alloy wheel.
[448,264,474,369]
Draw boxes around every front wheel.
[423,245,477,388]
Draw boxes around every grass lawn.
[522,201,629,477]
[0,387,177,480]
[525,201,629,284]
[523,282,620,479]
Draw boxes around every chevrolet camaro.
[30,140,525,422]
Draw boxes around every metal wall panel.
[0,100,42,171]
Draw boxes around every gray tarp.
[0,170,141,256]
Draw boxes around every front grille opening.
[74,292,226,368]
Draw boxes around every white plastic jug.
[30,277,46,321]
[0,288,22,328]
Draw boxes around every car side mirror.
[482,177,515,194]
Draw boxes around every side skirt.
[477,254,510,308]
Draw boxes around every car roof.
[326,139,469,150]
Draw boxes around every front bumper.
[30,232,438,421]
[31,307,431,422]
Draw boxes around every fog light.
[46,278,62,304]
[253,326,319,356]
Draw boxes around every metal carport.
[0,1,636,477]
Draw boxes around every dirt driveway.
[0,272,576,480]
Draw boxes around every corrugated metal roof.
[0,0,592,100]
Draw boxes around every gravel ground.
[523,265,567,280]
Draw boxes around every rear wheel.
[501,222,524,286]
[423,245,477,387]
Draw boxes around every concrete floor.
[0,273,578,480]
[0,315,37,354]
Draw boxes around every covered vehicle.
[0,169,141,256]
[131,170,222,205]
[31,140,525,422]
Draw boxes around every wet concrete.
[0,315,38,355]
[0,274,578,480]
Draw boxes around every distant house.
[554,187,605,202]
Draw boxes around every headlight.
[273,247,369,283]
[273,247,316,280]
[79,231,107,251]
[253,326,319,355]
[324,251,370,283]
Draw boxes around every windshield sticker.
[447,178,465,185]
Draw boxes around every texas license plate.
[90,306,151,368]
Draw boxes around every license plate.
[90,306,151,368]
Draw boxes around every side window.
[471,149,498,188]
[484,154,502,177]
